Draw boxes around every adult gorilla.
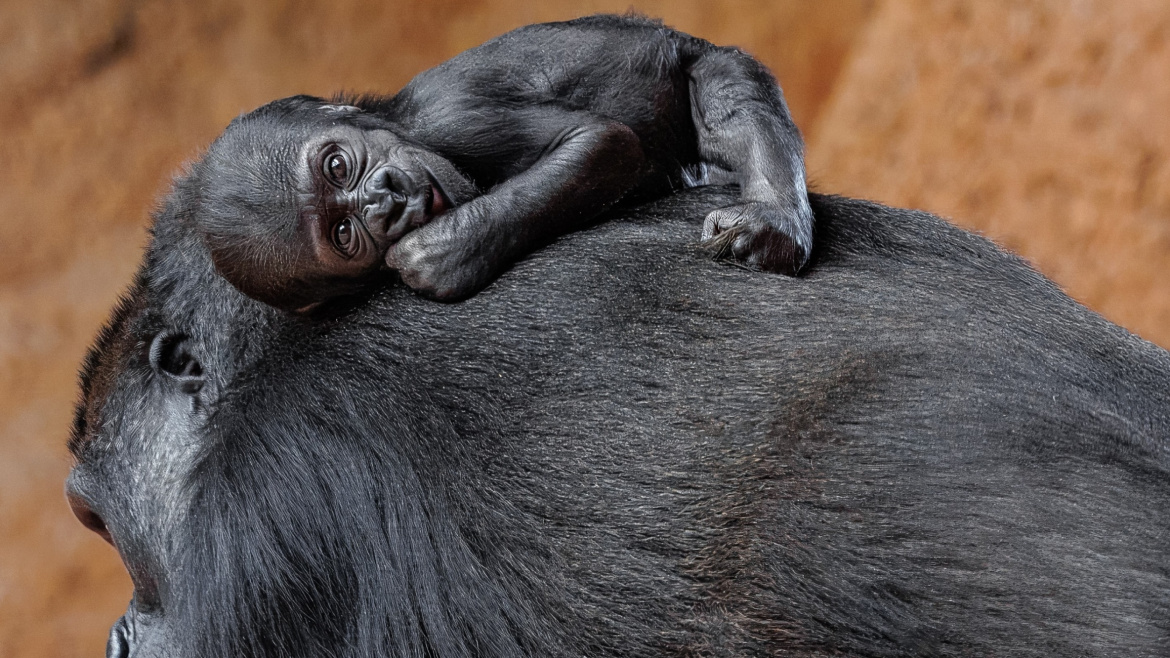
[68,185,1169,657]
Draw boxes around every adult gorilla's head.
[67,173,1170,656]
[192,95,476,312]
[65,162,511,656]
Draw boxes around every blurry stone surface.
[810,0,1170,347]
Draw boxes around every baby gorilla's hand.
[384,210,499,301]
[702,200,812,276]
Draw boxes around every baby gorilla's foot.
[702,201,812,276]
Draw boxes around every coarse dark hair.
[72,186,1170,657]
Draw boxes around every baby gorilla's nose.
[361,166,410,221]
[366,166,415,201]
[364,165,430,243]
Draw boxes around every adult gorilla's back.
[73,187,1170,657]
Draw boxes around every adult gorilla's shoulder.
[73,186,1170,658]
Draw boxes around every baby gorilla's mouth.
[381,175,451,245]
[426,179,450,218]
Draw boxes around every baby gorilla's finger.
[701,206,749,241]
[700,224,743,262]
[737,229,806,276]
[701,202,811,276]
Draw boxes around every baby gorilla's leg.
[687,46,813,275]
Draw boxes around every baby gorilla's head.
[192,96,475,312]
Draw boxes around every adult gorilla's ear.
[149,331,203,394]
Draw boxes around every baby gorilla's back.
[403,16,698,153]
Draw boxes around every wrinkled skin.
[69,187,1169,657]
[193,14,813,310]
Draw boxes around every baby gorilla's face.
[196,99,477,312]
[296,122,466,280]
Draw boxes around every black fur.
[70,185,1170,657]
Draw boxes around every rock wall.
[4,1,1168,655]
[809,0,1170,346]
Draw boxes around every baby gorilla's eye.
[324,152,351,186]
[332,217,357,255]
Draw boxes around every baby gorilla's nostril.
[367,168,393,193]
[367,166,414,201]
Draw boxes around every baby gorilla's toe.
[702,202,811,276]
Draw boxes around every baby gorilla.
[193,14,813,311]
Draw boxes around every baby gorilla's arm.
[686,45,813,276]
[379,16,814,299]
[387,108,644,300]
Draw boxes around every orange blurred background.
[1,1,1167,655]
